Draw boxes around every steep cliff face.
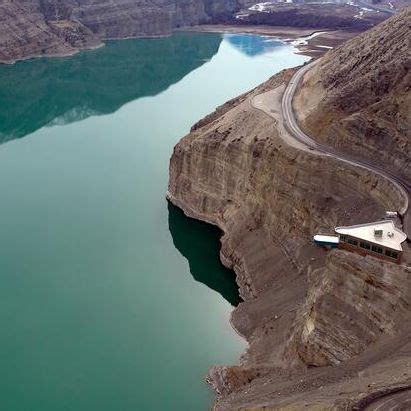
[0,0,239,62]
[0,0,100,62]
[294,7,410,183]
[70,1,174,39]
[0,3,67,61]
[294,251,410,367]
[167,18,410,408]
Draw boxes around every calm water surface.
[0,32,308,411]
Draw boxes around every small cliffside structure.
[335,220,407,263]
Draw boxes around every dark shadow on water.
[0,32,222,143]
[225,33,285,56]
[168,202,242,307]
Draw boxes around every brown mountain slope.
[168,10,411,410]
[0,1,99,63]
[0,0,239,63]
[294,7,410,183]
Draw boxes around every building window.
[360,242,370,250]
[385,249,399,259]
[348,238,358,246]
[340,235,346,242]
[371,245,383,254]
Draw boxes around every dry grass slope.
[295,7,410,182]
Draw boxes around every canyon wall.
[294,251,410,367]
[168,67,410,409]
[0,0,100,62]
[0,0,239,62]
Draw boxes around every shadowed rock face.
[0,32,222,142]
[0,0,238,63]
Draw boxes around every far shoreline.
[180,24,361,57]
[0,24,361,65]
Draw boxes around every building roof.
[335,220,407,252]
[313,235,339,244]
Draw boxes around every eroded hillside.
[168,10,411,410]
[0,0,239,62]
[294,7,410,183]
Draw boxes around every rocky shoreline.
[0,0,390,65]
[0,42,104,66]
[0,0,237,64]
[0,24,357,65]
[167,9,410,410]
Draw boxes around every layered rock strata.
[0,0,100,63]
[0,0,239,63]
[168,66,410,408]
[293,251,410,367]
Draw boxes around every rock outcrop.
[294,251,410,367]
[167,10,411,410]
[0,0,239,63]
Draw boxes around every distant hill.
[236,2,389,29]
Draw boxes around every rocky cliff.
[167,11,411,410]
[0,0,101,63]
[294,251,410,367]
[294,7,411,184]
[0,0,239,63]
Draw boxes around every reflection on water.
[168,202,242,307]
[0,32,309,411]
[0,32,222,142]
[226,33,286,56]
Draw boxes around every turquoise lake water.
[0,32,307,410]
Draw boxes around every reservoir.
[0,32,308,411]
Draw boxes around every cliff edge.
[168,10,411,410]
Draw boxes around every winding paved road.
[282,63,411,411]
[282,61,410,234]
[364,388,411,410]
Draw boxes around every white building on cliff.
[335,220,407,263]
